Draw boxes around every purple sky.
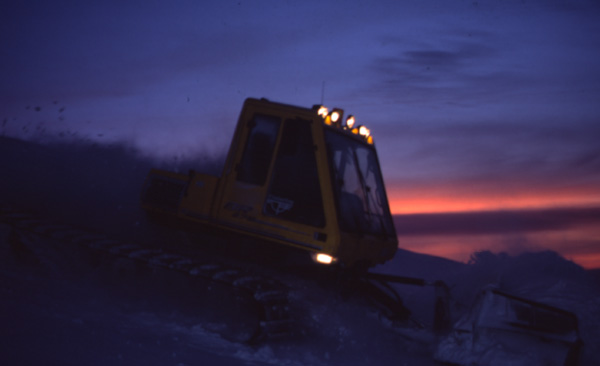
[2,1,600,266]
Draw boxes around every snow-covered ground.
[1,136,599,365]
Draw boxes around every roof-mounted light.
[312,103,373,143]
[328,108,343,127]
[313,105,329,119]
[345,115,355,129]
[330,110,341,123]
[358,125,374,144]
[358,125,371,138]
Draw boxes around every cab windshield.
[325,130,396,238]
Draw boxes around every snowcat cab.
[141,98,397,268]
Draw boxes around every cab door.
[263,118,325,228]
[213,99,336,253]
[215,103,282,221]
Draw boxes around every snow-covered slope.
[1,136,599,365]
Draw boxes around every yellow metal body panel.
[179,172,220,220]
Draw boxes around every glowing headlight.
[330,110,340,123]
[327,108,344,127]
[317,106,328,118]
[358,125,370,138]
[313,253,335,265]
[345,115,355,129]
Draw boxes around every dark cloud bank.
[394,208,600,236]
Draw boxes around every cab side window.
[236,114,281,185]
[265,118,325,227]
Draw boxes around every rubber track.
[0,207,293,343]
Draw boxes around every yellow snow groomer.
[141,98,397,268]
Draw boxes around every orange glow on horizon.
[387,185,600,214]
[387,184,600,269]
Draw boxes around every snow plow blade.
[434,286,582,366]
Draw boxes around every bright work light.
[345,115,355,129]
[313,253,335,265]
[328,108,344,127]
[330,110,340,123]
[317,106,328,118]
[358,125,370,138]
